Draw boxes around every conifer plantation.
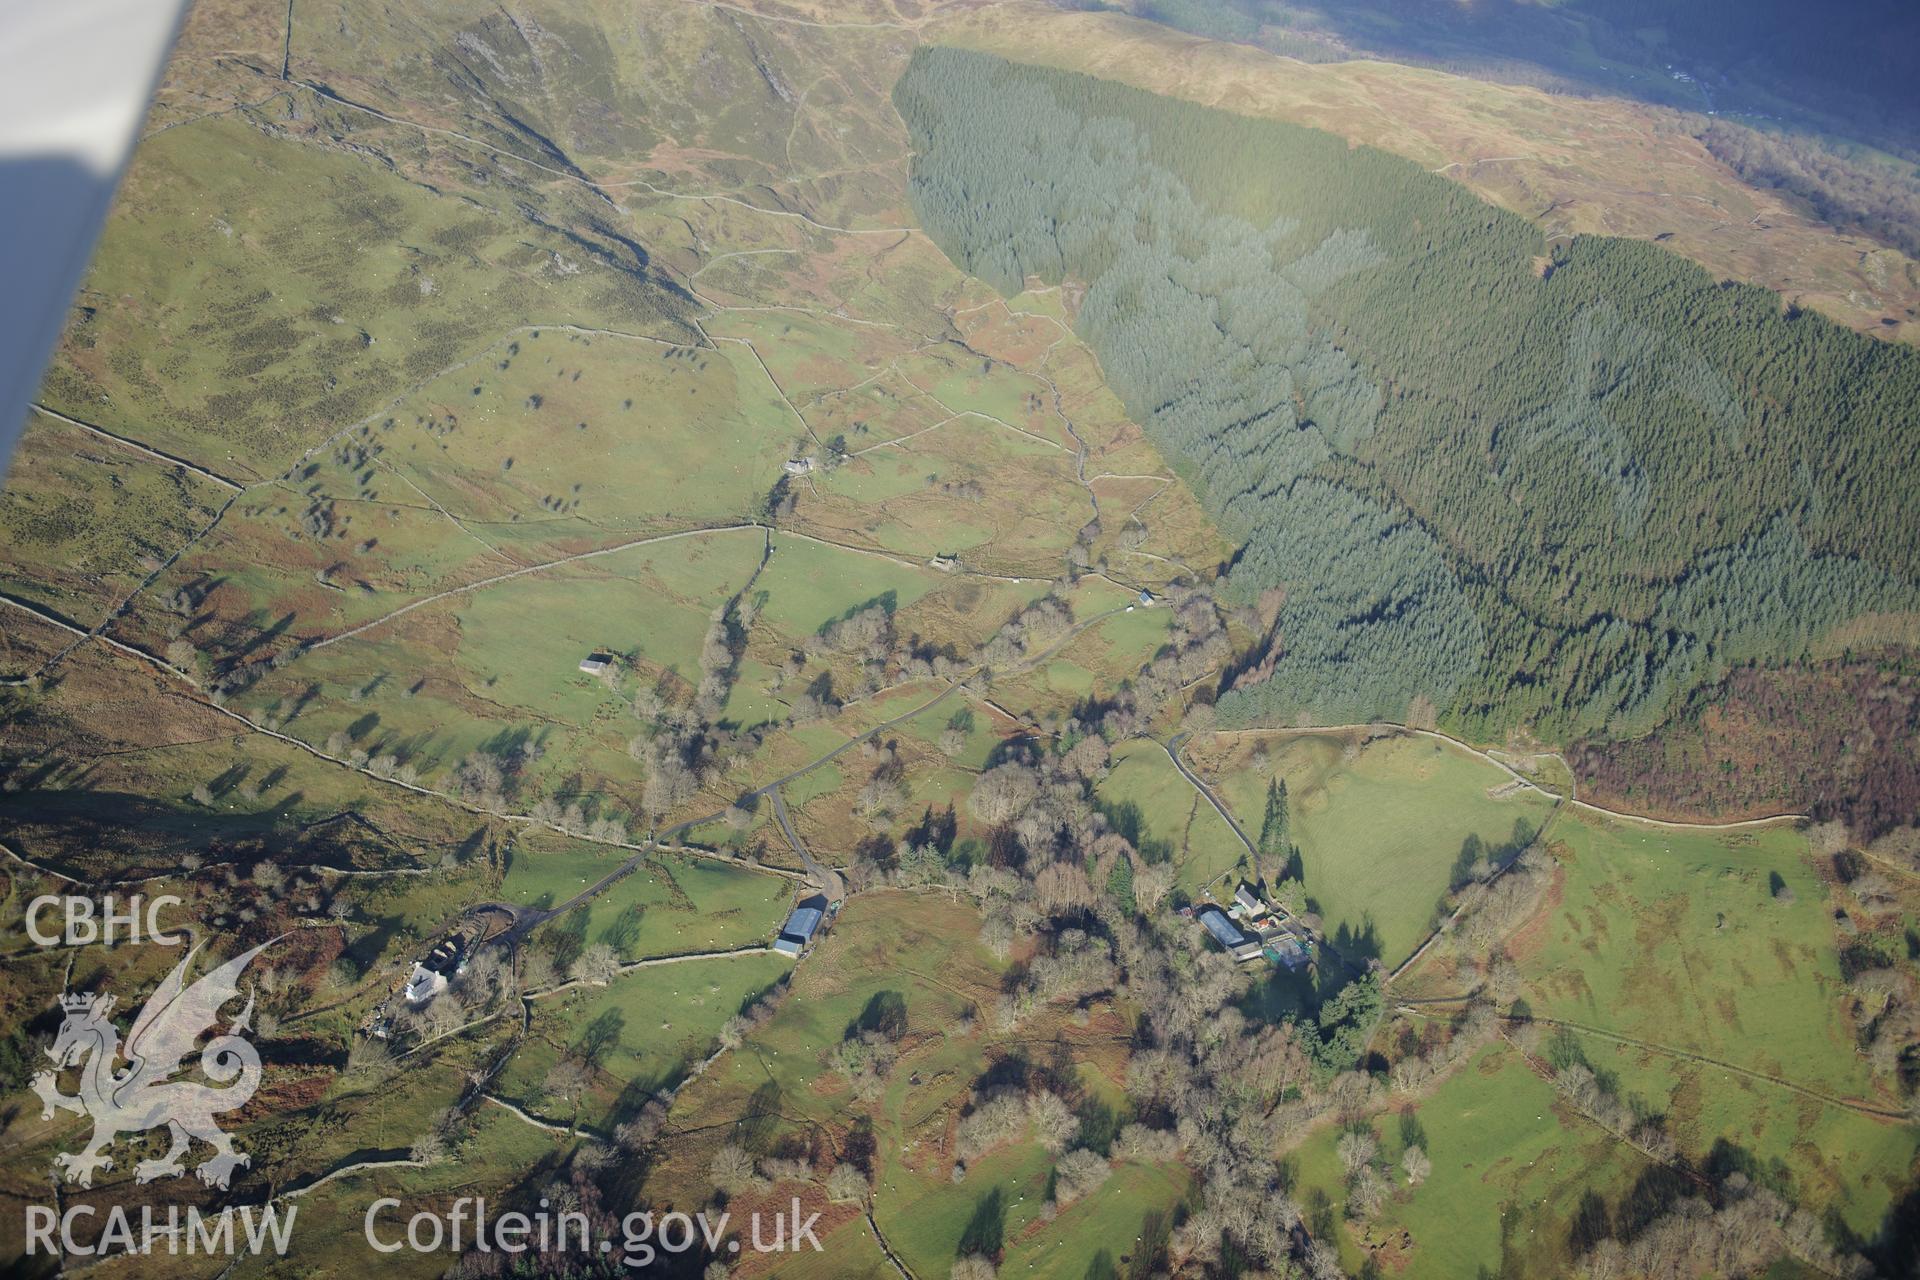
[896,47,1920,738]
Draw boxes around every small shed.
[579,652,614,675]
[773,898,826,957]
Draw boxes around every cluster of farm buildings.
[1189,882,1314,970]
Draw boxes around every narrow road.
[770,787,844,902]
[1160,732,1368,982]
[308,522,758,650]
[1210,722,1808,833]
[1400,1006,1904,1120]
[1160,732,1256,859]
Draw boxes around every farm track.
[1206,722,1808,834]
[306,522,759,650]
[769,787,844,901]
[1401,1005,1904,1120]
[1159,732,1374,982]
[1168,723,1806,990]
[1160,732,1256,860]
[482,1092,583,1136]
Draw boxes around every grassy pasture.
[1095,739,1244,896]
[1511,809,1916,1235]
[742,537,1049,680]
[41,114,690,477]
[983,586,1174,724]
[1089,602,1176,670]
[898,695,1006,773]
[896,342,1072,452]
[1520,812,1871,1098]
[1560,1033,1917,1240]
[849,419,1087,570]
[0,415,228,628]
[650,891,1185,1279]
[755,535,938,638]
[867,1024,1186,1280]
[704,310,891,407]
[191,527,764,813]
[447,537,758,698]
[758,1217,901,1280]
[1288,1044,1647,1279]
[803,367,951,451]
[232,1104,569,1280]
[374,333,794,550]
[878,1139,1053,1275]
[645,892,1007,1201]
[789,728,979,859]
[502,838,791,958]
[0,646,503,885]
[495,951,791,1129]
[879,1151,1182,1280]
[1196,732,1558,967]
[799,417,1086,573]
[780,757,846,809]
[109,453,522,654]
[1000,1159,1191,1280]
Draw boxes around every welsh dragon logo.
[31,939,273,1189]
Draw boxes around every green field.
[686,891,1004,1111]
[1566,1033,1917,1238]
[502,839,792,957]
[1514,809,1916,1234]
[40,114,691,476]
[1096,739,1245,897]
[1288,1044,1649,1278]
[1524,812,1873,1097]
[984,583,1175,724]
[1204,733,1559,967]
[239,1103,573,1279]
[871,1132,1189,1280]
[770,1217,902,1280]
[646,891,1185,1277]
[0,415,229,628]
[495,951,791,1128]
[450,535,762,692]
[376,335,795,550]
[756,535,942,637]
